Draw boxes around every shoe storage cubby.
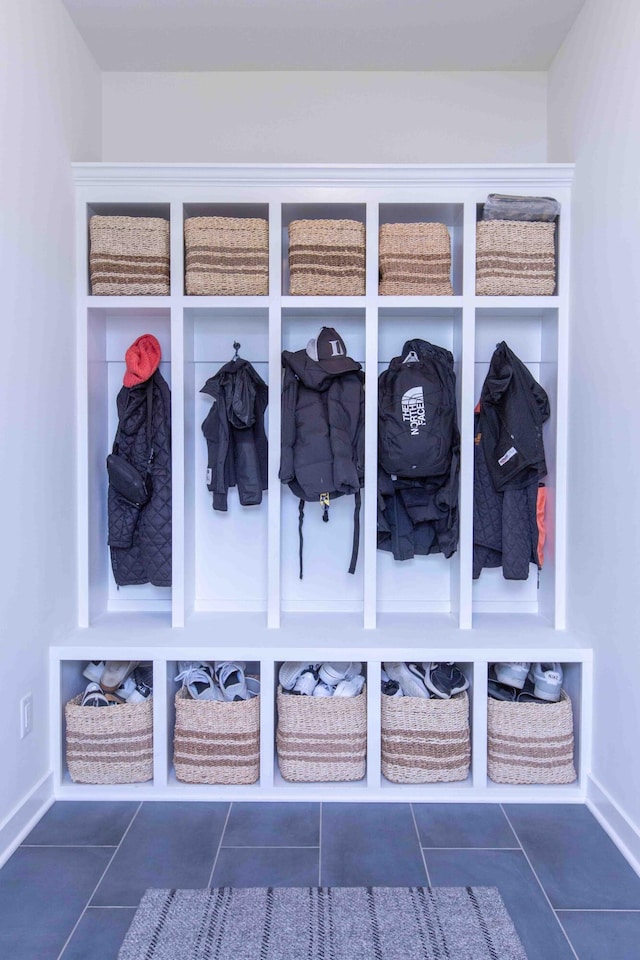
[59,162,591,803]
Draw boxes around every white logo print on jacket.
[401,386,426,435]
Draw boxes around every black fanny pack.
[106,452,152,506]
[107,378,154,507]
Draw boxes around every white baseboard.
[587,773,640,879]
[0,772,54,869]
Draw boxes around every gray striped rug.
[118,886,528,959]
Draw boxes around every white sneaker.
[292,670,319,696]
[312,681,334,698]
[82,661,105,684]
[528,662,563,702]
[245,677,261,699]
[279,662,318,691]
[494,662,531,690]
[214,661,248,701]
[174,662,222,701]
[81,681,109,707]
[318,662,362,686]
[101,661,139,693]
[114,672,152,704]
[333,675,365,698]
[383,662,430,698]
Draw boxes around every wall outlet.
[20,693,33,739]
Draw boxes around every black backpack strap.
[298,499,305,580]
[348,489,362,575]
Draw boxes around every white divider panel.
[364,201,380,628]
[170,202,186,627]
[267,201,282,628]
[472,661,489,787]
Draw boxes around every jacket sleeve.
[328,376,362,495]
[201,380,230,511]
[279,365,298,484]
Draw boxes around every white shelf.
[64,163,587,803]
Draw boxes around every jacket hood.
[482,341,550,423]
[282,348,362,390]
[389,338,454,371]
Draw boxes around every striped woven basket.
[476,220,556,296]
[379,222,453,296]
[184,216,269,296]
[89,216,170,296]
[173,687,260,785]
[487,690,576,785]
[288,219,366,296]
[276,685,367,782]
[381,691,470,783]
[65,695,153,784]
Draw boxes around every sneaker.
[423,663,469,699]
[114,673,152,704]
[333,675,365,698]
[245,677,261,699]
[312,681,334,698]
[279,662,318,691]
[528,662,563,702]
[100,661,139,693]
[382,678,402,697]
[318,662,362,687]
[214,661,248,701]
[383,662,430,698]
[81,682,110,707]
[134,663,154,689]
[493,662,531,690]
[488,678,519,701]
[82,661,105,684]
[292,669,319,696]
[174,662,222,701]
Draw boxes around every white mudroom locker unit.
[50,162,592,803]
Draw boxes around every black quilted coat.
[108,370,172,586]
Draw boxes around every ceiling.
[62,0,585,72]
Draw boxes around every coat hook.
[232,341,241,361]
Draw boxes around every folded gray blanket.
[482,193,560,222]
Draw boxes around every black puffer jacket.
[279,349,365,501]
[201,358,268,511]
[108,370,172,586]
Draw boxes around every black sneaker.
[424,662,469,699]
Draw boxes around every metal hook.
[232,341,241,361]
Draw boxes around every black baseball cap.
[306,326,356,373]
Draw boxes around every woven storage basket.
[89,216,170,296]
[288,219,366,296]
[65,695,153,784]
[184,216,269,296]
[476,220,556,296]
[173,686,260,785]
[487,690,576,785]
[379,222,453,296]
[276,685,367,782]
[381,691,470,784]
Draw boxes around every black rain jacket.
[201,358,268,511]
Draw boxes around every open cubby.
[86,202,171,297]
[281,202,367,297]
[379,203,464,295]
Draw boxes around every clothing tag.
[206,468,212,484]
[498,446,517,467]
[320,492,330,508]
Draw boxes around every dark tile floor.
[2,801,640,960]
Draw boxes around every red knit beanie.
[123,334,162,387]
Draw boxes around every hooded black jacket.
[473,341,549,580]
[201,358,268,511]
[279,349,365,501]
[108,370,172,587]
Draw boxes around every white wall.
[102,71,547,162]
[548,0,640,831]
[0,0,101,842]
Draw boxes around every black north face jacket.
[377,339,460,561]
[201,358,268,511]
[108,370,172,587]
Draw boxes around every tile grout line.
[500,804,581,960]
[55,801,144,960]
[220,845,320,850]
[207,802,233,888]
[21,844,118,849]
[421,846,521,851]
[318,802,323,888]
[409,803,431,887]
[557,908,640,914]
